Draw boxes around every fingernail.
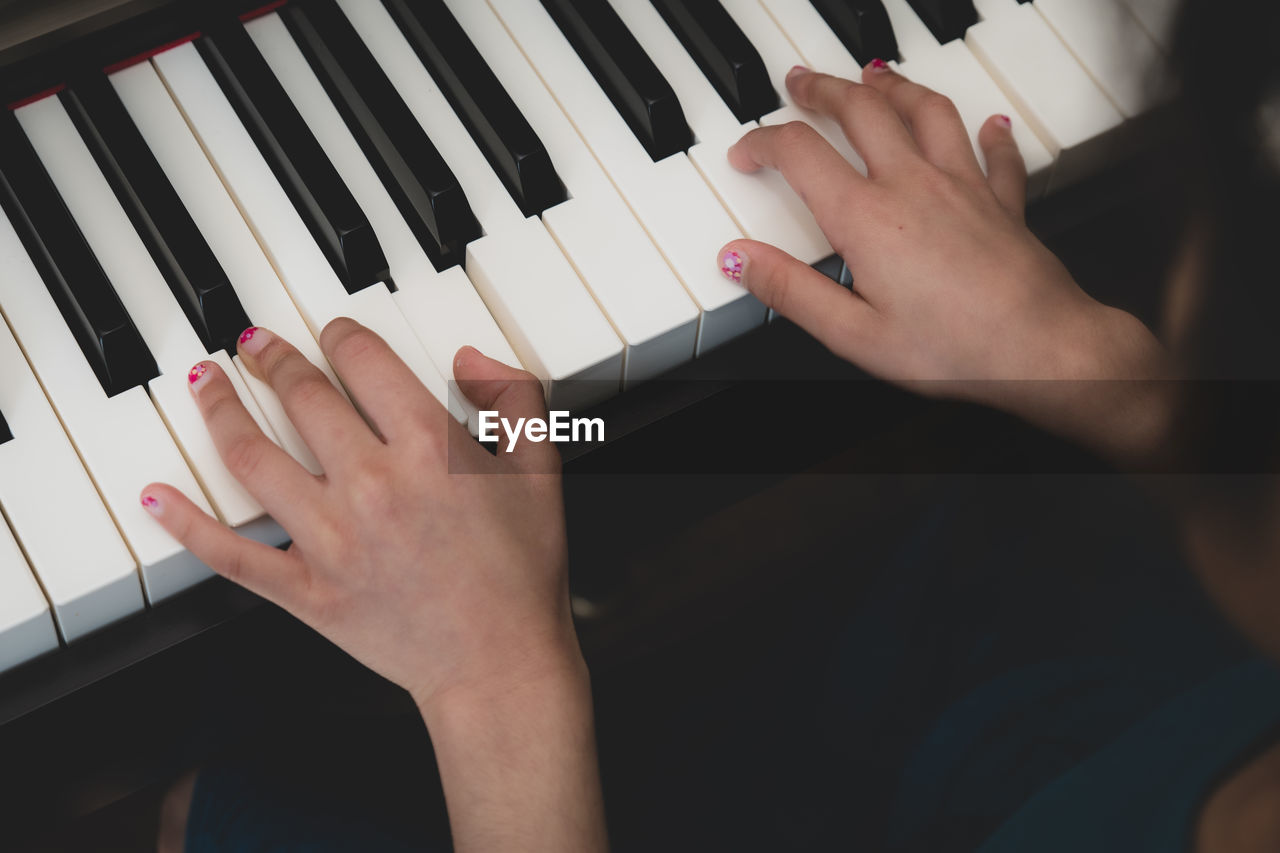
[869,58,890,72]
[720,249,746,284]
[188,362,210,388]
[237,326,268,356]
[997,114,1013,129]
[787,65,810,82]
[141,494,161,516]
[455,346,476,371]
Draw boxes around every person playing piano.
[140,0,1280,849]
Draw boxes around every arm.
[721,64,1173,466]
[141,325,607,852]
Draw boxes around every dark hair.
[1167,0,1280,494]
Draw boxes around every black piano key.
[382,0,568,218]
[539,0,694,162]
[0,409,10,445]
[0,110,158,398]
[197,20,392,296]
[906,0,978,45]
[649,0,780,124]
[280,0,481,270]
[809,0,900,64]
[60,74,252,354]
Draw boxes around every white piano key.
[965,0,1124,187]
[439,1,709,380]
[331,2,654,395]
[1033,0,1165,119]
[243,13,522,384]
[0,515,58,674]
[16,96,274,530]
[759,0,868,79]
[606,0,832,265]
[1116,0,1179,52]
[150,43,468,422]
[111,59,330,473]
[252,8,629,400]
[480,0,763,354]
[0,314,141,642]
[718,0,867,172]
[877,0,1054,190]
[0,198,214,604]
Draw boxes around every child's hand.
[141,321,574,713]
[723,65,1170,459]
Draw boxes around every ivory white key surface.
[244,12,521,386]
[878,0,1054,190]
[965,1,1123,184]
[310,4,638,398]
[1116,0,1179,52]
[0,517,58,674]
[111,59,328,474]
[151,44,468,422]
[482,0,763,355]
[121,57,359,446]
[607,0,832,265]
[1034,0,1164,119]
[443,0,707,379]
[0,202,214,604]
[719,0,866,173]
[16,96,274,529]
[759,0,868,79]
[0,313,140,641]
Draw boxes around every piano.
[0,0,1181,842]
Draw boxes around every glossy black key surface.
[906,0,978,45]
[650,0,779,124]
[383,0,567,218]
[61,74,252,354]
[0,110,158,398]
[281,0,481,270]
[198,20,392,295]
[0,410,10,445]
[809,0,900,64]
[540,0,694,161]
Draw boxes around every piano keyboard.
[0,0,1175,672]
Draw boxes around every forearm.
[419,651,608,853]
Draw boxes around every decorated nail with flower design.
[188,362,209,386]
[141,494,161,516]
[869,58,890,72]
[720,249,745,284]
[238,326,269,356]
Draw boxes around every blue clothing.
[186,477,1272,852]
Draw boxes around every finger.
[859,61,983,179]
[729,122,870,243]
[454,347,560,474]
[979,114,1027,218]
[719,242,880,366]
[784,66,918,176]
[237,326,381,469]
[140,483,307,607]
[319,318,450,443]
[187,359,323,531]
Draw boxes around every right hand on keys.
[720,64,1172,461]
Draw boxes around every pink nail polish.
[997,114,1013,128]
[720,250,745,284]
[870,58,890,71]
[141,495,160,513]
[188,363,208,385]
[238,326,269,356]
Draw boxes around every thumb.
[453,346,559,472]
[719,241,878,363]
